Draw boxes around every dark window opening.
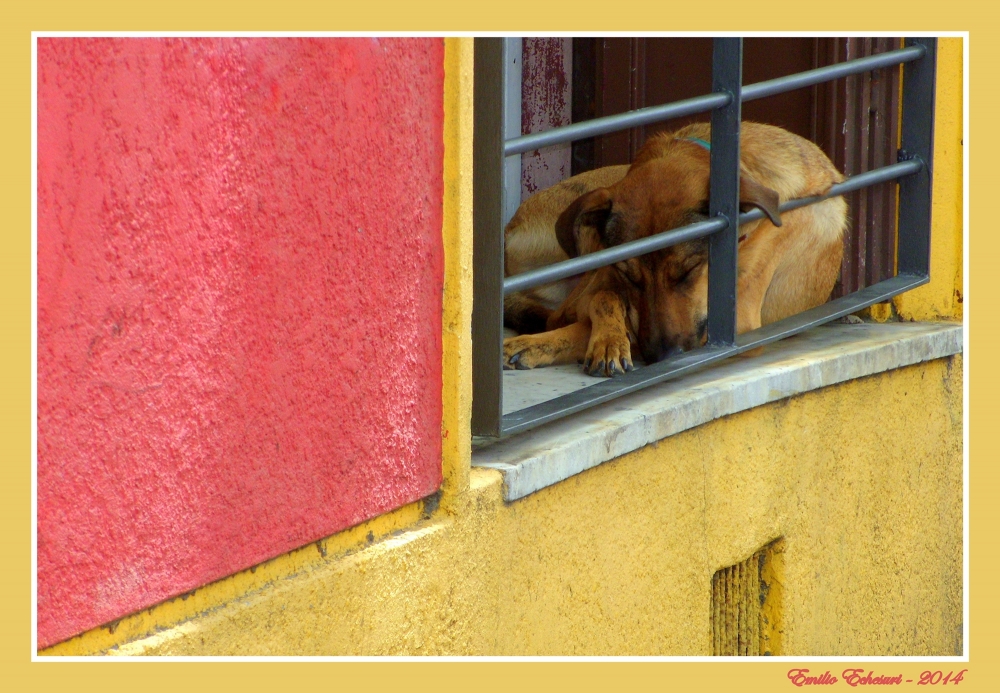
[473,37,937,438]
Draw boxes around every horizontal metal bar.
[504,92,731,156]
[505,44,926,157]
[500,273,928,436]
[503,217,727,296]
[504,159,924,296]
[741,44,926,102]
[737,158,924,224]
[733,273,928,349]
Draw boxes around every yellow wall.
[439,38,475,509]
[47,355,963,656]
[41,37,964,657]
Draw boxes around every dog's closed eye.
[675,264,701,284]
[670,248,708,284]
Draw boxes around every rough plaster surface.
[36,38,445,648]
[90,354,962,656]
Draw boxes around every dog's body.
[503,164,630,335]
[503,122,847,376]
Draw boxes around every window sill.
[472,321,963,501]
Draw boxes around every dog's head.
[555,139,782,364]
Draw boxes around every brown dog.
[502,121,847,376]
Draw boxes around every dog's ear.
[739,175,783,227]
[555,189,613,258]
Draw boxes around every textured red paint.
[36,38,444,648]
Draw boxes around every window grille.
[473,37,936,437]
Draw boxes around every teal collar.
[683,136,712,151]
[680,135,751,242]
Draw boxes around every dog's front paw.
[583,331,633,377]
[503,334,555,370]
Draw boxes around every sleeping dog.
[502,121,847,376]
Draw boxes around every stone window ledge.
[472,321,963,502]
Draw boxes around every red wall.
[37,38,444,648]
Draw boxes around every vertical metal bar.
[897,37,937,278]
[707,38,743,346]
[472,38,506,437]
[503,37,523,221]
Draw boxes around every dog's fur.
[503,164,630,335]
[502,121,847,376]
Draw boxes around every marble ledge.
[472,321,964,502]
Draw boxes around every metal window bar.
[707,38,743,347]
[473,37,936,438]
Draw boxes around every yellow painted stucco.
[48,355,962,656]
[439,38,475,509]
[41,37,964,657]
